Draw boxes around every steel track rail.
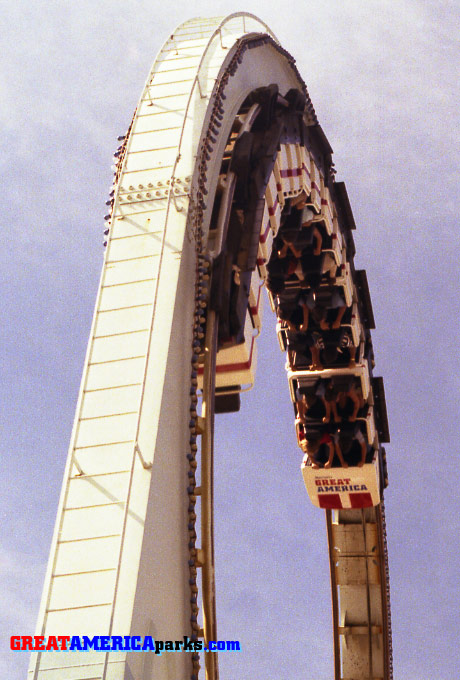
[327,504,393,680]
[200,308,219,680]
[361,509,375,677]
[376,501,393,680]
[326,510,341,680]
[196,101,262,680]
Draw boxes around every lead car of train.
[198,85,389,510]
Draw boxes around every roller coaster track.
[327,503,393,680]
[29,13,392,680]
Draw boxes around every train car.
[301,450,381,509]
[197,80,389,503]
[198,269,263,412]
[288,362,371,403]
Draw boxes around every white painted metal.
[249,272,263,331]
[320,179,334,235]
[30,12,390,680]
[301,455,381,509]
[309,155,322,213]
[266,169,284,233]
[336,261,354,307]
[203,312,258,390]
[276,143,305,198]
[29,13,309,680]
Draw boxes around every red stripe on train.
[318,494,343,510]
[279,167,302,178]
[349,492,373,508]
[260,217,271,243]
[197,336,255,375]
[268,196,279,216]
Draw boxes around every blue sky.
[2,1,459,678]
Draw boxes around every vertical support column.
[200,308,219,680]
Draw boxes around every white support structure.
[30,13,391,680]
[29,14,310,680]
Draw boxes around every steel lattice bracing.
[29,14,392,680]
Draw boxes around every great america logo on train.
[315,478,368,493]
